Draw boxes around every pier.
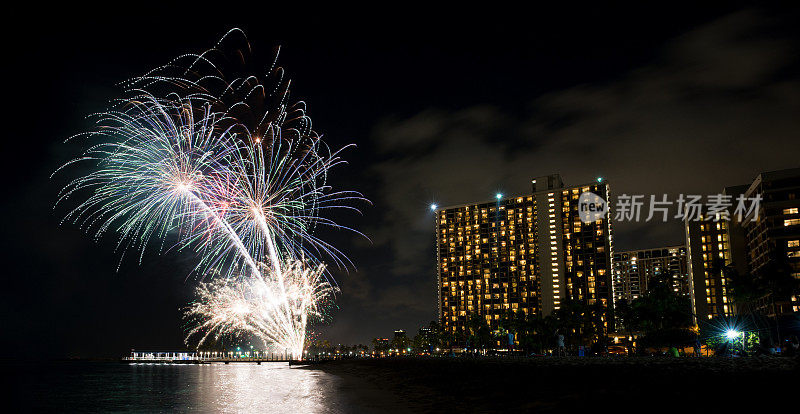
[123,350,310,364]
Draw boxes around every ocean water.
[8,361,347,413]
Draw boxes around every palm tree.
[615,299,640,354]
[467,313,493,352]
[722,250,799,344]
[627,273,694,350]
[554,299,589,347]
[497,310,526,351]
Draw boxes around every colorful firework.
[56,30,364,357]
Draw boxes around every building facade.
[435,174,614,342]
[613,245,688,304]
[685,168,800,324]
[685,184,749,324]
[738,168,800,315]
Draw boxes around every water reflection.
[194,363,340,412]
[124,362,344,412]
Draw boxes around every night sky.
[2,5,799,358]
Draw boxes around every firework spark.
[185,259,337,358]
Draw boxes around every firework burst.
[56,30,364,357]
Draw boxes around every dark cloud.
[331,9,800,340]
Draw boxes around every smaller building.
[613,245,688,303]
[418,327,433,340]
[372,338,390,354]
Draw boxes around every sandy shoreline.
[303,356,799,413]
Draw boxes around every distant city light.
[596,177,603,183]
[496,193,503,200]
[430,203,438,211]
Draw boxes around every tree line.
[367,273,696,355]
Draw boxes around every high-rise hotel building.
[686,167,800,324]
[435,174,615,340]
[685,185,747,324]
[738,168,800,315]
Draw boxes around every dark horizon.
[2,4,799,358]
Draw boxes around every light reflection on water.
[189,363,341,412]
[11,361,347,413]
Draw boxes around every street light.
[495,193,503,200]
[430,203,437,211]
[725,329,741,341]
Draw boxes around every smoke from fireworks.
[56,30,364,358]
